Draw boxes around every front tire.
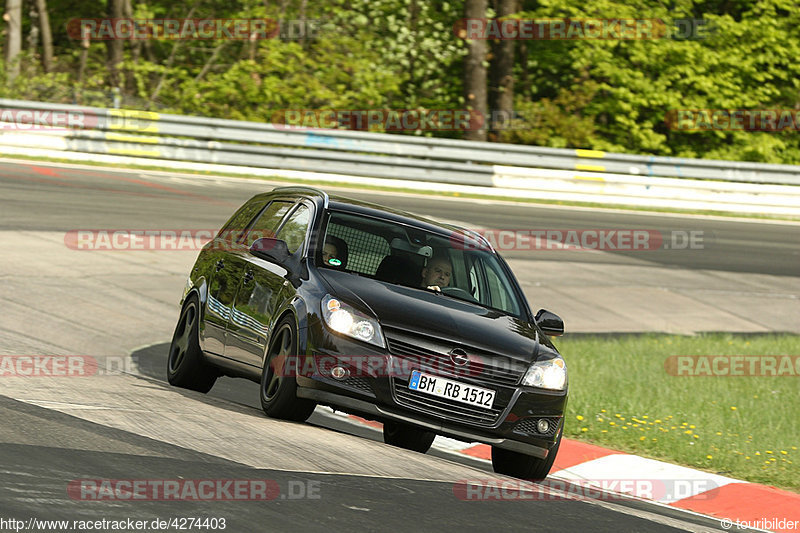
[167,295,217,393]
[383,421,436,453]
[491,432,562,480]
[260,317,316,422]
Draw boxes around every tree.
[107,0,124,87]
[489,0,517,139]
[4,0,22,82]
[463,0,488,141]
[34,0,53,72]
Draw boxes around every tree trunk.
[106,0,124,87]
[4,0,22,82]
[489,0,517,139]
[463,0,488,141]
[34,0,53,72]
[77,35,90,88]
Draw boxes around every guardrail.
[0,98,798,215]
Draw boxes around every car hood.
[318,269,556,363]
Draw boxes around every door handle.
[215,260,225,272]
[243,270,254,283]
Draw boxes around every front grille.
[393,378,504,426]
[513,417,561,437]
[385,334,527,388]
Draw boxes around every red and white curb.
[321,409,800,533]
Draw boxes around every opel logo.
[449,348,469,366]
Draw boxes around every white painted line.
[554,454,744,504]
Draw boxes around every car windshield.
[317,210,525,318]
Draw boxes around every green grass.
[557,333,800,492]
[4,153,800,222]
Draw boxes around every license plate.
[408,370,495,409]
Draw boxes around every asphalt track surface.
[2,160,798,277]
[0,159,790,532]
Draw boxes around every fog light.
[537,419,550,433]
[331,366,348,380]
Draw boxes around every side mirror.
[535,309,564,337]
[250,237,290,265]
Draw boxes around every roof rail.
[272,186,329,208]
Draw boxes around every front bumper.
[298,325,567,458]
[297,387,556,459]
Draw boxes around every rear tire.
[383,421,436,453]
[260,317,317,422]
[167,295,217,393]
[491,432,562,480]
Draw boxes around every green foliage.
[3,0,800,162]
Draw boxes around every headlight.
[322,295,385,348]
[522,358,567,390]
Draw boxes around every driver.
[420,255,452,290]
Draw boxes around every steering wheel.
[441,286,479,302]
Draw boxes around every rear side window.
[216,200,267,243]
[277,204,311,253]
[242,201,293,247]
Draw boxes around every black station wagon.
[168,186,568,479]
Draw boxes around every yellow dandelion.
[581,427,588,432]
[716,432,722,436]
[640,436,646,441]
[781,451,788,455]
[755,452,761,455]
[576,415,584,421]
[601,409,606,413]
[706,455,713,459]
[689,425,696,429]
[609,422,616,426]
[766,450,773,454]
[730,406,737,411]
[643,415,649,419]
[601,430,608,433]
[693,435,699,439]
[655,419,662,423]
[684,430,693,435]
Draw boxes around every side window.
[242,201,293,247]
[468,263,483,302]
[484,262,520,316]
[277,204,311,253]
[217,200,267,243]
